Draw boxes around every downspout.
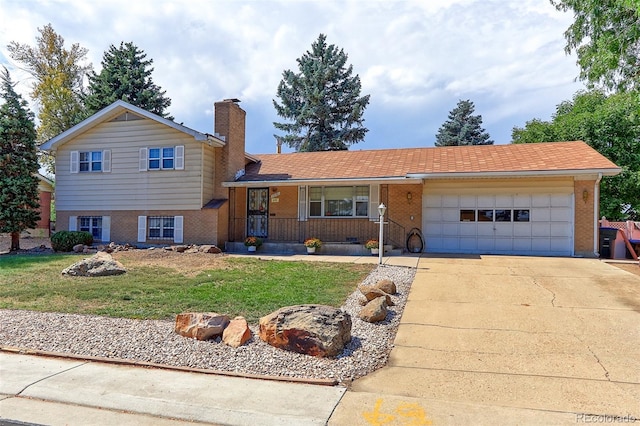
[593,173,602,257]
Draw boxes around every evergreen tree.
[84,42,172,118]
[273,34,370,151]
[0,67,40,251]
[435,99,493,146]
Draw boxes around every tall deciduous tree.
[273,34,370,151]
[435,99,493,146]
[84,42,172,118]
[7,23,91,172]
[512,90,640,219]
[551,0,640,91]
[0,67,40,251]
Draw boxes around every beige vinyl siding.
[423,177,574,195]
[56,119,205,211]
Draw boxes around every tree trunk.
[10,232,20,251]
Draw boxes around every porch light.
[378,203,386,265]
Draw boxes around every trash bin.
[599,227,618,259]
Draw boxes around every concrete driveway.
[330,256,640,425]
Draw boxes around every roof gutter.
[406,168,621,179]
[222,176,422,187]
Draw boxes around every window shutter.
[137,216,147,242]
[175,145,184,170]
[174,216,184,243]
[298,186,307,221]
[369,184,380,220]
[102,216,111,242]
[139,148,148,171]
[102,150,111,172]
[69,215,77,231]
[70,151,79,174]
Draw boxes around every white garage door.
[423,193,574,256]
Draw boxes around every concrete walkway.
[329,255,640,425]
[0,352,345,425]
[1,254,638,425]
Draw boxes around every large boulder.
[61,252,126,277]
[259,305,351,357]
[374,279,397,295]
[175,312,230,341]
[359,297,388,323]
[222,316,252,348]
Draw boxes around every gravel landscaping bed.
[0,265,415,384]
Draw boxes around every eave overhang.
[40,100,225,151]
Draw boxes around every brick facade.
[574,179,597,257]
[57,209,221,245]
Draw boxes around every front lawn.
[0,253,374,322]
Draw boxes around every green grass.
[0,254,374,322]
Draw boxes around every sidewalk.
[0,351,345,425]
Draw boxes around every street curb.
[0,346,340,386]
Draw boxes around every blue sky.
[0,0,584,154]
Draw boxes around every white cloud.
[0,0,584,151]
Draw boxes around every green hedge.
[51,231,94,252]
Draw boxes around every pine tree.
[273,34,370,151]
[435,99,493,146]
[84,42,172,118]
[0,67,40,251]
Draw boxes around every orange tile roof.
[240,141,619,182]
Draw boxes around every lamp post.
[378,203,386,265]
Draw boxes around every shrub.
[51,231,93,252]
[244,236,263,247]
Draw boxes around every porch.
[226,217,409,255]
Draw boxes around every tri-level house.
[42,99,620,257]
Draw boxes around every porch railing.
[231,217,394,245]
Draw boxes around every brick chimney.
[214,99,246,184]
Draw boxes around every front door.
[247,188,269,238]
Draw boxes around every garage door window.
[478,210,493,222]
[462,209,530,222]
[514,209,530,222]
[460,210,476,221]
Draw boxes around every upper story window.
[70,150,111,174]
[79,151,102,172]
[149,147,174,170]
[139,146,184,171]
[309,186,369,217]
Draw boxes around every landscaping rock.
[222,316,252,348]
[200,245,222,254]
[359,297,388,323]
[259,305,351,357]
[61,252,127,277]
[375,279,397,295]
[72,244,85,253]
[175,312,230,341]
[358,285,394,306]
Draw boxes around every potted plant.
[303,237,322,254]
[365,239,379,255]
[244,236,262,252]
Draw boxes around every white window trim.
[70,150,110,173]
[308,185,371,218]
[143,145,184,171]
